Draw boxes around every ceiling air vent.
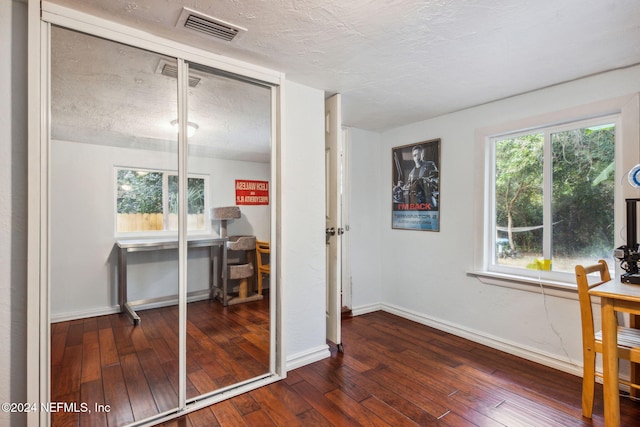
[176,7,247,42]
[155,59,201,87]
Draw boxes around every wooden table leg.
[601,297,620,427]
[630,314,640,398]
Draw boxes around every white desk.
[116,237,227,325]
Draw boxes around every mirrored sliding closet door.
[47,21,276,426]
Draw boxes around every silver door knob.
[326,227,336,244]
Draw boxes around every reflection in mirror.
[185,62,272,400]
[49,26,180,425]
[48,24,274,426]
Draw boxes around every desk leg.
[118,247,127,314]
[209,245,215,300]
[601,298,620,427]
[118,247,140,326]
[124,303,140,326]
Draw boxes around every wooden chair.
[575,260,640,418]
[255,240,271,295]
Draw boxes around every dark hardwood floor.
[52,304,640,426]
[161,311,640,427]
[50,296,270,427]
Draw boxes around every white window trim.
[471,94,640,292]
[113,167,211,238]
[487,115,619,282]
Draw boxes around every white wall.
[347,128,383,312]
[348,65,640,374]
[281,81,329,366]
[1,0,27,424]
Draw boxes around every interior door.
[325,94,342,352]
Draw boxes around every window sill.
[114,230,213,240]
[468,270,579,300]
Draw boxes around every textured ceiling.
[50,25,272,161]
[48,0,640,143]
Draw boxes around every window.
[116,168,207,233]
[489,116,617,280]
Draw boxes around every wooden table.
[589,279,640,427]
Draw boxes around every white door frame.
[341,128,352,311]
[325,94,342,351]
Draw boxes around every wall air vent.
[176,7,247,42]
[155,59,201,87]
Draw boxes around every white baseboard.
[351,302,382,316]
[50,291,213,323]
[51,305,122,323]
[286,345,331,371]
[282,303,379,372]
[378,302,584,378]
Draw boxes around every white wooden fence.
[117,213,205,232]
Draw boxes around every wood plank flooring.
[161,311,640,427]
[52,305,640,426]
[50,296,270,427]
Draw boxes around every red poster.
[235,180,269,205]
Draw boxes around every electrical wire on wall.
[536,271,576,367]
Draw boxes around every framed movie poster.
[392,139,440,231]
